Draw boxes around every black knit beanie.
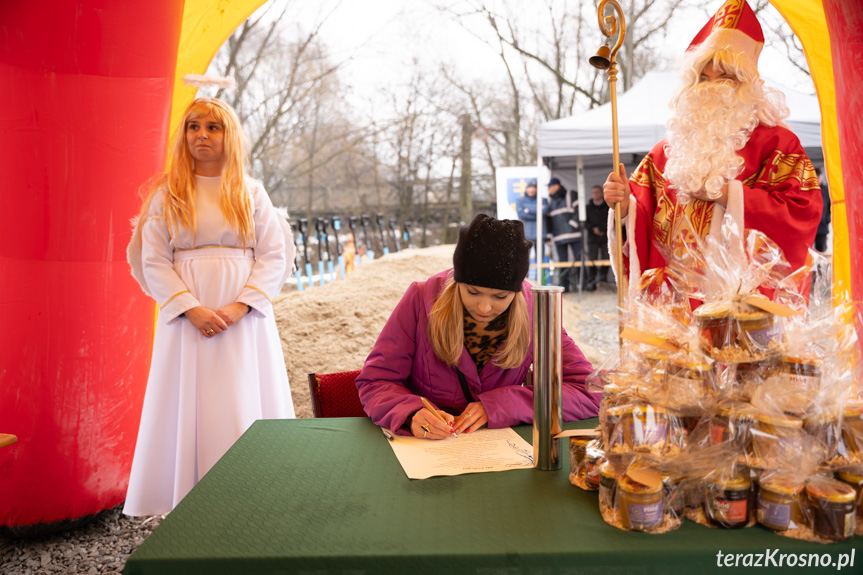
[453,214,532,292]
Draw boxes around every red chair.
[307,370,368,418]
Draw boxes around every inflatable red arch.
[0,0,859,529]
[0,0,265,530]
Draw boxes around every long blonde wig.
[428,278,530,369]
[138,98,254,246]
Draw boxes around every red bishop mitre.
[687,0,765,65]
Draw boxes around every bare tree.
[750,0,811,81]
[386,68,425,223]
[207,0,378,210]
[445,0,602,117]
[464,0,687,107]
[615,0,687,91]
[439,69,515,175]
[431,0,690,187]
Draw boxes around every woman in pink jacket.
[356,214,600,439]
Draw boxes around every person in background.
[585,185,610,291]
[516,180,548,281]
[546,177,583,291]
[602,0,820,293]
[124,97,296,516]
[515,180,547,245]
[814,166,831,253]
[356,214,600,439]
[343,236,357,275]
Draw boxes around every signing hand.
[453,401,488,434]
[185,306,229,338]
[216,302,251,327]
[410,407,455,440]
[603,163,630,219]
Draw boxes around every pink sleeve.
[477,328,599,428]
[560,328,601,420]
[355,282,425,433]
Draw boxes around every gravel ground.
[0,508,164,575]
[0,271,619,575]
[564,282,622,365]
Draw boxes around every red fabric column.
[0,0,182,527]
[823,0,863,301]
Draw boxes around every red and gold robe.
[613,123,821,293]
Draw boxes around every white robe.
[124,175,295,516]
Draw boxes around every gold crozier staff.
[589,0,627,344]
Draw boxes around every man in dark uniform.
[585,185,610,290]
[546,177,582,291]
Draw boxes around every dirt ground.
[274,245,618,418]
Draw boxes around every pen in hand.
[420,397,458,437]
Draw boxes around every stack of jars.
[571,300,863,542]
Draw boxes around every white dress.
[124,175,295,516]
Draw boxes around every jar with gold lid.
[617,474,664,531]
[661,407,694,451]
[710,402,756,450]
[704,474,752,529]
[836,467,863,498]
[841,401,863,460]
[805,478,857,541]
[750,412,803,467]
[569,438,601,488]
[735,308,781,357]
[711,406,734,445]
[757,473,805,531]
[775,355,821,415]
[598,459,622,517]
[642,349,670,387]
[694,301,733,356]
[732,361,767,402]
[601,404,623,448]
[583,441,603,491]
[836,467,863,534]
[803,411,842,462]
[620,404,669,452]
[664,359,713,411]
[569,436,593,476]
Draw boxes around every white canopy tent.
[538,71,822,158]
[531,71,823,286]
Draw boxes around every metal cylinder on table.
[532,285,564,470]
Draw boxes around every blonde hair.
[138,98,254,245]
[428,278,530,369]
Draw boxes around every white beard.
[664,81,760,204]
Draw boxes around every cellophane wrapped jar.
[578,221,863,543]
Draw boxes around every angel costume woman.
[124,97,296,516]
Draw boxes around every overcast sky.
[276,0,815,109]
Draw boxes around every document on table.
[382,427,535,479]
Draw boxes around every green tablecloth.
[124,418,858,575]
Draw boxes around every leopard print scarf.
[463,308,509,371]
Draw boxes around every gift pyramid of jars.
[570,216,863,543]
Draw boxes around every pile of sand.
[274,246,603,418]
